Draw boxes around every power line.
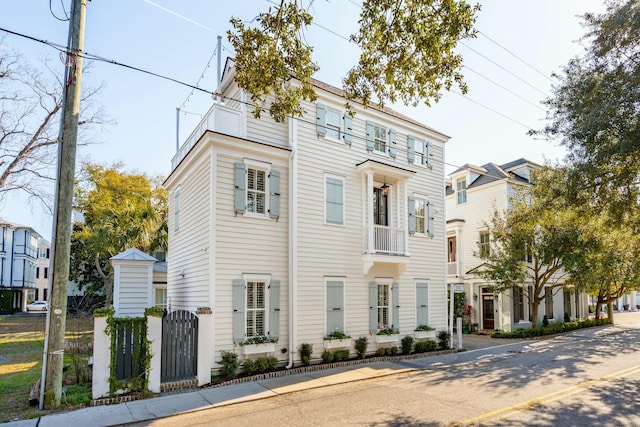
[141,0,215,32]
[0,25,548,178]
[459,41,550,97]
[179,46,218,110]
[478,30,555,83]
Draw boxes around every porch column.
[631,292,638,311]
[146,314,162,393]
[366,170,374,253]
[197,307,213,387]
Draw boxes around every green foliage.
[228,2,318,123]
[220,351,240,379]
[72,162,168,306]
[355,336,368,359]
[376,347,387,357]
[321,350,334,363]
[400,335,414,355]
[243,356,278,375]
[492,317,612,338]
[299,343,313,366]
[228,0,479,122]
[542,315,549,327]
[333,349,350,362]
[144,306,164,318]
[454,292,466,319]
[376,327,398,335]
[414,324,436,332]
[564,312,571,323]
[105,315,151,396]
[93,307,114,318]
[437,330,451,350]
[324,330,350,340]
[241,336,278,345]
[62,383,92,406]
[414,339,438,353]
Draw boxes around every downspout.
[286,117,298,369]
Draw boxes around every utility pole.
[40,0,87,410]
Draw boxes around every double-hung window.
[369,280,399,332]
[545,288,554,319]
[414,140,425,165]
[247,168,266,214]
[325,175,344,225]
[374,125,387,153]
[408,195,434,236]
[456,178,467,204]
[233,276,281,342]
[513,287,524,322]
[377,283,390,329]
[479,230,490,258]
[325,109,341,140]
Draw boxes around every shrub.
[355,336,368,359]
[414,339,437,353]
[564,312,571,323]
[299,343,313,366]
[542,315,549,327]
[243,359,258,375]
[387,346,398,356]
[376,347,387,357]
[437,330,451,350]
[220,350,240,379]
[333,349,350,362]
[256,356,278,373]
[321,350,334,363]
[414,324,435,332]
[401,335,414,355]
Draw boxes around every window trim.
[414,139,425,166]
[479,230,490,258]
[456,178,467,204]
[373,124,388,154]
[324,174,345,226]
[414,196,427,235]
[243,159,271,219]
[324,108,341,142]
[376,278,393,330]
[243,274,271,339]
[324,277,346,335]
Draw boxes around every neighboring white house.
[33,238,51,303]
[164,59,450,369]
[445,159,589,331]
[0,218,41,313]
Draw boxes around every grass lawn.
[0,314,94,423]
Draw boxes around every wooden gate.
[161,310,198,382]
[114,318,147,381]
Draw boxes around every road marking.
[451,364,640,426]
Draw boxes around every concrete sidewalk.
[1,333,527,427]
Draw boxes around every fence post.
[92,316,110,399]
[196,307,212,386]
[146,314,162,393]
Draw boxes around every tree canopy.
[71,162,167,306]
[541,0,640,217]
[477,168,590,328]
[228,0,480,122]
[0,40,104,210]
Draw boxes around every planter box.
[374,334,400,344]
[414,330,436,339]
[241,343,275,355]
[323,338,352,349]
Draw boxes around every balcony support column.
[366,170,374,254]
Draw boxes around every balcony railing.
[171,102,243,171]
[366,225,406,255]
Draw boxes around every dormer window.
[456,178,467,204]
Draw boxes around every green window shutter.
[343,112,353,145]
[268,169,281,220]
[426,140,434,168]
[392,282,400,330]
[388,128,397,158]
[369,281,377,333]
[416,282,429,327]
[316,103,327,136]
[408,196,416,235]
[232,279,246,343]
[325,177,344,224]
[269,280,280,339]
[234,162,247,214]
[427,200,435,237]
[366,120,375,152]
[326,281,344,333]
[407,135,415,163]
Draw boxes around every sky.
[0,0,607,240]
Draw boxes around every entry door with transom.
[482,290,494,330]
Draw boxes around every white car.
[26,301,48,312]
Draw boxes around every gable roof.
[448,158,539,189]
[110,248,157,262]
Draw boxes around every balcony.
[370,225,406,255]
[171,101,244,171]
[448,262,459,276]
